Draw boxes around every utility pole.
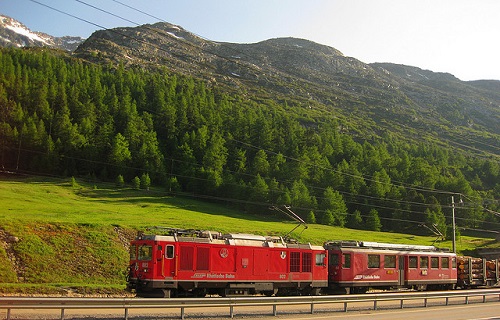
[451,195,456,253]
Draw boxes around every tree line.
[0,47,499,236]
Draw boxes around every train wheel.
[263,289,277,297]
[137,289,171,298]
[192,288,206,297]
[276,288,291,296]
[414,284,427,291]
[309,288,321,296]
[161,289,171,298]
[351,287,368,294]
[221,288,250,296]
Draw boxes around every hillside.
[1,42,499,236]
[0,175,496,295]
[1,14,498,155]
[74,22,500,156]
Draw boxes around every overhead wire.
[17,0,500,229]
[29,0,500,164]
[21,1,500,202]
[5,144,500,229]
[21,1,500,186]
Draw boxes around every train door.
[154,243,176,278]
[398,255,405,286]
[253,248,268,276]
[155,244,164,277]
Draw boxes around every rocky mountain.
[1,15,497,157]
[0,15,84,51]
[73,22,499,157]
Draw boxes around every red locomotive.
[126,228,328,297]
[126,229,499,297]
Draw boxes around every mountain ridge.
[0,14,84,51]
[1,16,498,156]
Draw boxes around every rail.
[1,289,500,320]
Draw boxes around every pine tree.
[366,209,382,231]
[140,173,151,190]
[347,210,363,229]
[319,210,335,226]
[306,211,316,224]
[321,187,348,227]
[132,176,140,190]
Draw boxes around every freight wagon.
[457,256,500,288]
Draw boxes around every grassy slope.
[0,175,495,295]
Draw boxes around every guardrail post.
[343,302,348,312]
[273,304,277,316]
[446,297,449,305]
[6,308,11,320]
[310,302,314,314]
[181,307,185,320]
[230,305,234,318]
[424,298,427,307]
[373,300,377,310]
[483,295,486,303]
[60,308,65,320]
[124,307,129,320]
[400,299,404,309]
[465,296,469,305]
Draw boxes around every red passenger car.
[127,229,328,297]
[325,241,457,293]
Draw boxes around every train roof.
[133,228,324,250]
[324,240,450,252]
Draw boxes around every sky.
[1,0,499,81]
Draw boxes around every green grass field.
[0,175,495,295]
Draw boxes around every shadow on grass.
[3,174,282,224]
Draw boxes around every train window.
[165,245,174,259]
[329,253,339,266]
[409,256,417,268]
[302,253,312,272]
[442,257,449,269]
[420,256,429,269]
[431,257,439,268]
[129,245,137,260]
[368,254,380,268]
[343,253,351,268]
[452,257,456,268]
[290,252,301,272]
[316,253,326,266]
[138,245,152,261]
[384,255,396,268]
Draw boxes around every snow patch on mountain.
[1,16,49,45]
[0,14,85,51]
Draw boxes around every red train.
[126,229,327,297]
[325,240,457,293]
[126,229,499,297]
